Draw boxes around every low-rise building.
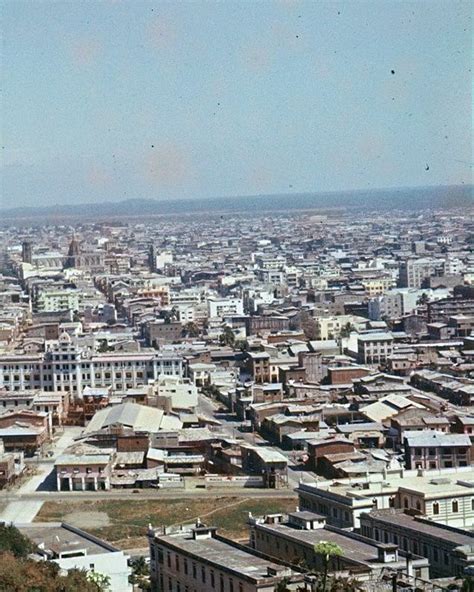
[148,522,303,592]
[360,509,474,578]
[403,431,472,470]
[297,468,474,529]
[55,449,113,491]
[21,522,131,591]
[249,511,429,581]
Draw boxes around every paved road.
[0,426,84,523]
[0,500,44,523]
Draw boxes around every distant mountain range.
[1,184,472,222]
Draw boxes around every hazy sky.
[1,0,472,208]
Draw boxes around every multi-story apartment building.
[297,468,474,530]
[403,431,472,470]
[246,352,271,384]
[314,315,349,341]
[357,332,394,364]
[34,288,82,313]
[148,523,303,592]
[208,297,244,319]
[360,509,474,578]
[399,258,441,288]
[427,297,474,322]
[362,276,395,297]
[0,332,183,395]
[368,288,419,321]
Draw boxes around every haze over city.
[1,0,472,208]
[1,3,474,592]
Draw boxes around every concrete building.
[403,431,472,470]
[22,523,131,591]
[208,297,244,319]
[249,511,429,581]
[368,289,419,321]
[297,467,474,529]
[357,332,394,365]
[55,450,113,491]
[360,509,474,578]
[34,289,81,313]
[241,444,288,488]
[148,523,303,592]
[0,332,183,395]
[399,258,440,288]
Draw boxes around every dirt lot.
[35,496,297,549]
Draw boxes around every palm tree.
[313,542,343,592]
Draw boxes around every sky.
[1,0,472,208]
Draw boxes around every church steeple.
[65,233,80,268]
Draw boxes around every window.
[452,500,459,513]
[201,566,206,583]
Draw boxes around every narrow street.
[198,393,317,489]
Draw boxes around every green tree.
[0,524,34,557]
[0,552,100,592]
[219,325,235,347]
[339,322,352,339]
[314,542,343,592]
[129,556,151,591]
[235,339,249,352]
[97,339,109,353]
[87,570,111,591]
[417,292,429,306]
[183,322,200,338]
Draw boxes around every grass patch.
[35,496,297,549]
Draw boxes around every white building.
[207,297,243,319]
[155,375,198,411]
[0,332,183,395]
[357,332,394,364]
[21,523,131,592]
[35,289,81,313]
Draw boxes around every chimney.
[377,544,398,563]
